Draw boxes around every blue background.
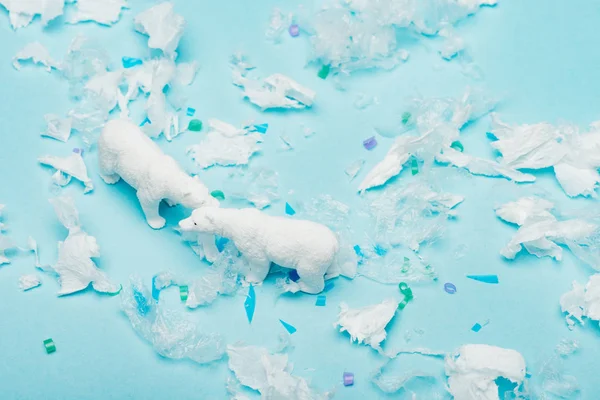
[1,0,599,398]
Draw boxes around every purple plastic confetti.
[72,148,83,156]
[343,372,354,386]
[289,24,300,37]
[363,136,377,150]
[444,282,457,294]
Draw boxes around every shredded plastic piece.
[318,64,330,79]
[363,136,378,150]
[179,285,189,301]
[134,2,185,56]
[410,158,419,175]
[345,159,365,180]
[316,295,326,307]
[444,282,457,294]
[187,119,263,168]
[285,202,296,215]
[450,140,464,152]
[13,42,61,72]
[280,319,297,334]
[122,277,224,364]
[401,112,412,125]
[252,123,269,134]
[19,274,41,291]
[226,344,331,399]
[289,269,300,282]
[210,190,225,201]
[0,0,63,29]
[67,0,128,25]
[122,57,143,69]
[397,282,414,310]
[324,281,334,292]
[188,119,203,131]
[47,197,120,296]
[186,107,196,116]
[471,322,483,332]
[244,284,256,323]
[445,344,526,400]
[466,275,498,284]
[38,153,94,193]
[335,298,399,350]
[43,338,56,354]
[560,273,600,329]
[289,24,300,37]
[41,114,72,142]
[343,372,354,386]
[265,8,291,43]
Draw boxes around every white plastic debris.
[186,119,263,168]
[84,71,123,113]
[41,114,72,142]
[439,27,465,60]
[175,61,199,86]
[0,0,63,29]
[335,298,399,349]
[265,8,291,43]
[179,207,344,294]
[134,2,185,57]
[226,344,331,399]
[47,197,120,296]
[38,153,94,193]
[560,274,600,329]
[345,159,365,180]
[122,277,224,364]
[98,119,218,229]
[445,344,526,400]
[496,197,599,263]
[0,205,15,265]
[13,42,61,72]
[234,72,316,110]
[67,0,128,25]
[19,274,41,291]
[360,249,437,284]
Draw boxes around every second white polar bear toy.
[179,207,342,294]
[98,119,218,229]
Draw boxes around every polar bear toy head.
[178,207,219,234]
[180,176,220,209]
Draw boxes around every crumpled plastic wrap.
[41,114,73,142]
[496,197,599,265]
[359,248,437,284]
[265,8,292,43]
[530,341,581,399]
[560,273,600,329]
[445,344,527,400]
[67,0,128,26]
[19,274,42,291]
[0,0,63,29]
[226,344,332,399]
[134,2,185,57]
[489,114,600,197]
[122,277,224,364]
[47,197,120,296]
[0,205,15,265]
[224,167,280,210]
[335,298,399,350]
[187,119,263,168]
[13,42,61,72]
[38,153,94,193]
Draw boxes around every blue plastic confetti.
[254,123,269,134]
[444,282,457,294]
[353,245,363,257]
[151,276,160,301]
[324,281,335,292]
[471,323,482,332]
[140,117,151,126]
[374,244,387,256]
[186,107,196,117]
[316,295,326,306]
[288,269,300,282]
[244,285,256,323]
[122,56,143,69]
[285,203,296,216]
[133,288,150,316]
[466,275,499,284]
[279,319,297,334]
[216,237,229,252]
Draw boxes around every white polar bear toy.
[179,207,341,294]
[98,119,218,229]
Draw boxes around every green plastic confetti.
[397,282,413,310]
[401,112,411,125]
[450,140,464,152]
[411,158,419,175]
[43,338,56,354]
[318,64,330,80]
[188,119,203,132]
[211,190,225,201]
[179,285,189,301]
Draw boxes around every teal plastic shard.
[210,190,225,201]
[450,140,464,152]
[285,202,296,215]
[397,282,413,310]
[244,285,256,323]
[401,257,410,273]
[411,158,418,175]
[43,338,56,354]
[317,64,330,79]
[179,285,189,301]
[466,274,499,284]
[472,323,482,332]
[315,295,326,306]
[279,319,297,334]
[401,111,411,125]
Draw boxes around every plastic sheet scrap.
[265,8,292,43]
[0,0,63,29]
[19,274,42,291]
[345,159,365,180]
[560,273,600,330]
[530,341,581,399]
[489,114,600,197]
[359,248,437,284]
[226,344,332,399]
[41,114,72,142]
[359,89,497,192]
[496,197,599,266]
[335,298,399,350]
[38,153,94,193]
[0,205,15,265]
[122,277,225,364]
[134,2,185,57]
[445,344,527,400]
[466,275,498,284]
[371,353,447,396]
[187,119,263,168]
[46,197,120,296]
[67,0,128,26]
[13,42,61,72]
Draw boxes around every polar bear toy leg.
[296,262,326,294]
[138,190,165,229]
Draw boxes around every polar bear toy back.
[98,119,218,229]
[179,207,340,294]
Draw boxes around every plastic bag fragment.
[19,274,42,291]
[41,114,72,142]
[67,0,128,25]
[0,0,63,29]
[134,2,185,57]
[13,42,61,72]
[38,153,94,193]
[560,273,600,329]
